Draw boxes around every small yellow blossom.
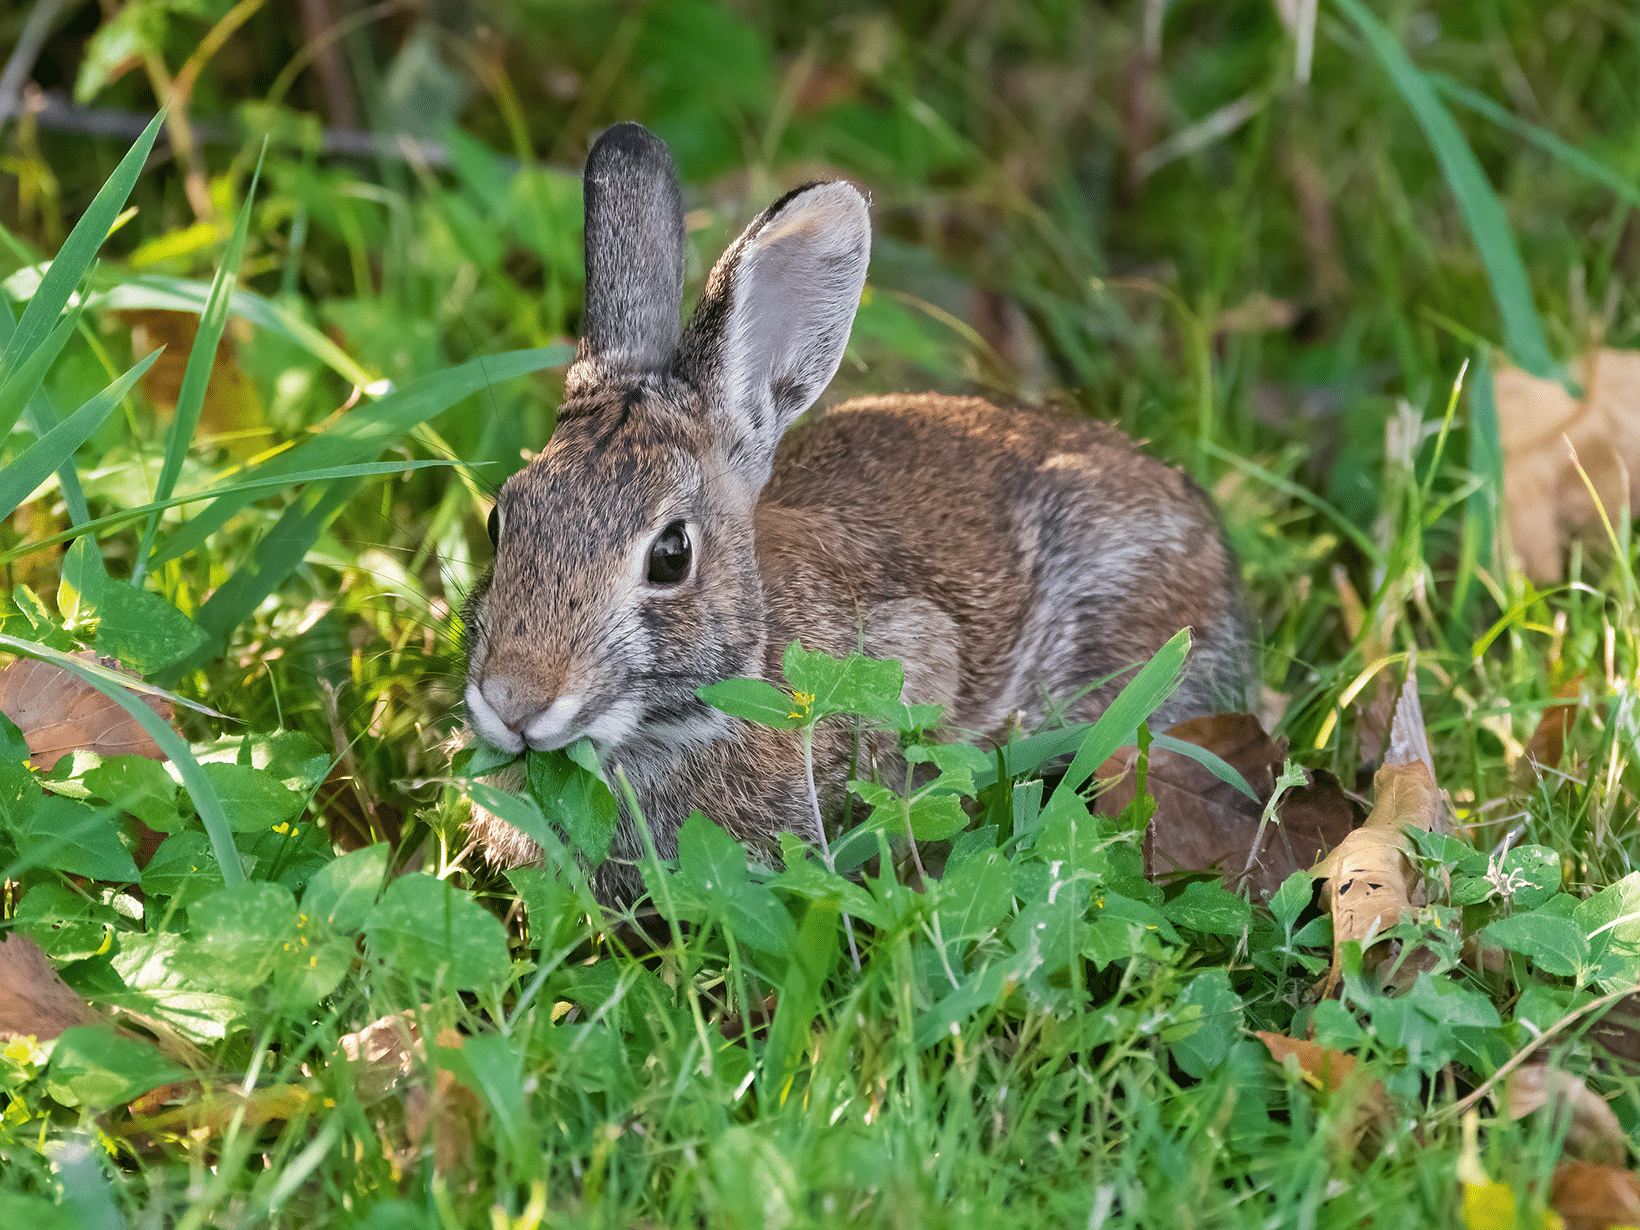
[787,690,816,721]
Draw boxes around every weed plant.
[0,1,1638,1226]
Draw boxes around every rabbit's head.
[463,124,870,760]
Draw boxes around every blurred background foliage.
[0,0,1635,841]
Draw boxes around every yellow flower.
[787,690,815,721]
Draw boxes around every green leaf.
[525,748,618,866]
[781,641,904,722]
[364,874,512,990]
[14,882,118,962]
[87,578,208,674]
[0,350,158,522]
[179,882,300,992]
[5,795,139,882]
[47,1024,186,1110]
[1575,872,1640,990]
[1268,871,1314,932]
[1501,845,1563,911]
[935,847,1013,947]
[201,762,304,833]
[453,739,522,778]
[668,812,795,955]
[851,780,968,842]
[1170,969,1244,1078]
[1337,0,1557,381]
[1164,880,1254,936]
[1060,629,1193,795]
[58,535,105,630]
[83,754,181,831]
[1483,911,1588,979]
[140,831,226,909]
[696,676,802,728]
[301,843,390,935]
[0,111,165,431]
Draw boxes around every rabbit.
[463,122,1251,903]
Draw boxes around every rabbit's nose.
[480,677,583,748]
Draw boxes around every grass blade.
[0,297,84,438]
[0,632,243,888]
[0,459,466,563]
[1060,629,1193,795]
[147,346,569,569]
[0,111,164,389]
[1431,75,1640,211]
[0,349,161,519]
[1148,733,1260,802]
[0,292,91,525]
[1337,0,1557,381]
[132,150,265,585]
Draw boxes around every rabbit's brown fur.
[463,123,1249,901]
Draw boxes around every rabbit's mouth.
[465,680,584,754]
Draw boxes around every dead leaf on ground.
[0,932,105,1041]
[1495,349,1640,583]
[123,309,268,450]
[1333,565,1397,765]
[1093,712,1356,901]
[330,1013,485,1179]
[119,1081,310,1141]
[1587,993,1640,1064]
[1314,669,1443,996]
[1550,1161,1640,1230]
[1523,678,1583,777]
[0,653,173,770]
[1255,1031,1394,1152]
[1506,1067,1628,1168]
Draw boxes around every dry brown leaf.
[1255,1030,1394,1151]
[1507,1067,1628,1168]
[1588,993,1640,1065]
[1525,678,1583,776]
[1215,292,1298,335]
[1550,1161,1640,1230]
[124,309,268,450]
[1093,712,1356,901]
[0,932,106,1041]
[333,1009,423,1105]
[120,1081,310,1138]
[1495,350,1640,583]
[0,654,173,770]
[405,1028,483,1179]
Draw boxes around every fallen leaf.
[0,932,105,1041]
[1588,993,1640,1064]
[1507,1066,1628,1168]
[1551,1161,1640,1230]
[1524,678,1583,775]
[0,654,173,770]
[124,309,268,451]
[1215,292,1298,334]
[1094,712,1356,900]
[121,1081,310,1137]
[1255,1030,1393,1151]
[1315,668,1443,995]
[1495,349,1640,583]
[405,1028,483,1178]
[333,1009,422,1105]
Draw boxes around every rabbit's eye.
[647,521,691,585]
[487,505,501,546]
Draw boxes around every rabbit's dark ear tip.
[587,122,672,168]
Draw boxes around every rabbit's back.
[756,394,1250,739]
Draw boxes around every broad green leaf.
[47,1024,186,1109]
[1268,871,1314,932]
[696,676,802,728]
[912,958,1015,1049]
[1164,880,1254,936]
[851,780,967,842]
[1060,628,1192,795]
[665,812,795,955]
[364,873,512,990]
[89,578,208,674]
[782,641,904,722]
[1170,970,1244,1078]
[5,796,139,882]
[140,831,226,909]
[58,535,105,629]
[201,762,304,833]
[14,882,118,962]
[1338,0,1557,381]
[0,111,164,428]
[301,843,390,935]
[1483,911,1587,979]
[526,748,618,866]
[1500,845,1562,911]
[935,847,1013,947]
[83,755,181,831]
[0,349,158,521]
[177,882,302,995]
[1575,872,1640,990]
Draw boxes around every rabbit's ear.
[572,123,686,385]
[678,181,870,480]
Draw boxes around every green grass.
[1,1,1639,1225]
